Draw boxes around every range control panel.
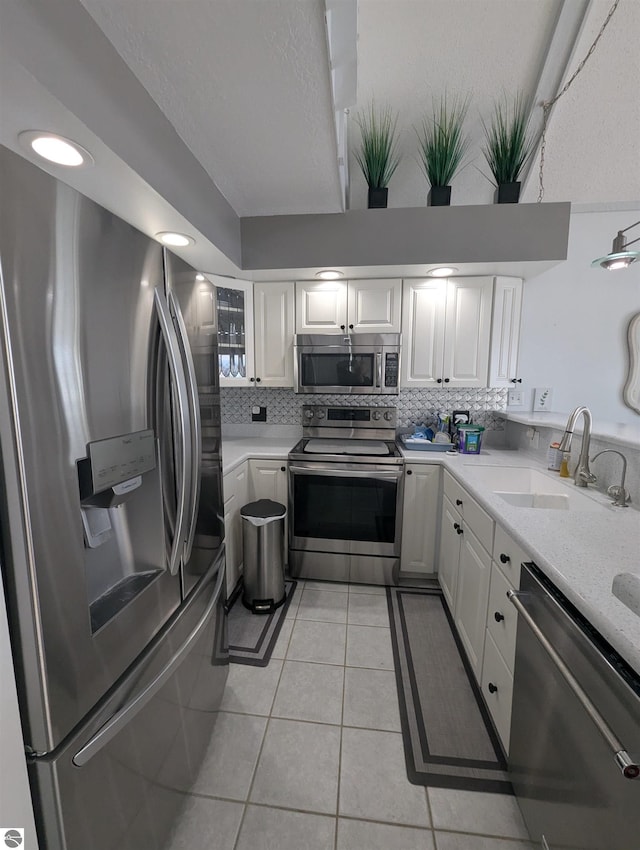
[302,405,397,429]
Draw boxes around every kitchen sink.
[464,465,604,511]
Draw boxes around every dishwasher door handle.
[507,589,640,780]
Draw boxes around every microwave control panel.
[384,352,399,387]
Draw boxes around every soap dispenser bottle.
[559,452,571,478]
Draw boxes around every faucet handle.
[608,485,631,508]
[578,469,597,484]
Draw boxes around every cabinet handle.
[500,553,510,564]
[340,324,346,331]
[494,611,505,623]
[256,377,261,383]
[406,469,413,476]
[348,324,354,330]
[488,682,498,694]
[280,466,286,472]
[437,378,442,383]
[510,377,523,384]
[444,377,450,383]
[457,527,463,535]
[456,498,463,506]
[250,377,256,382]
[453,522,463,535]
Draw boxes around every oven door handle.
[289,465,402,481]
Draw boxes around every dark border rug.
[228,580,297,666]
[386,585,513,794]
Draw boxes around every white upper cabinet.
[401,277,493,388]
[488,277,524,388]
[295,279,401,334]
[253,281,295,387]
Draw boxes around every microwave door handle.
[289,465,402,482]
[376,352,382,388]
[168,290,201,566]
[154,287,192,576]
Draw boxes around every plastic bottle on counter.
[547,441,563,471]
[559,452,571,478]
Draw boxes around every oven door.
[289,462,403,557]
[295,344,383,394]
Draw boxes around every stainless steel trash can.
[241,499,287,614]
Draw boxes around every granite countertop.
[221,436,299,475]
[400,445,640,676]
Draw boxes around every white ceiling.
[1,0,639,276]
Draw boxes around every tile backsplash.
[220,387,508,432]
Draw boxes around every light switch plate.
[508,389,524,406]
[533,387,553,411]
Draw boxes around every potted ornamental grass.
[481,93,536,203]
[353,102,401,208]
[417,94,470,206]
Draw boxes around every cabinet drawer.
[493,524,529,587]
[443,472,494,553]
[486,563,518,671]
[481,630,514,753]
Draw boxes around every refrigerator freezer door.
[164,252,224,597]
[30,554,228,850]
[0,147,182,751]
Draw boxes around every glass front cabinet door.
[214,278,255,386]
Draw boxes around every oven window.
[300,353,375,388]
[293,474,397,543]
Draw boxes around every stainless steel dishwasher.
[508,563,640,850]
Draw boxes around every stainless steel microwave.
[294,333,401,395]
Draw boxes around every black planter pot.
[368,187,388,209]
[428,185,451,206]
[495,182,521,204]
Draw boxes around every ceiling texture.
[1,0,639,275]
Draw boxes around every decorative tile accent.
[220,387,508,432]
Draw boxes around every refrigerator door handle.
[168,289,202,566]
[72,550,225,767]
[154,287,192,576]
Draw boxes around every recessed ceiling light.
[155,232,195,247]
[18,131,93,167]
[427,267,458,278]
[315,270,344,280]
[195,274,205,281]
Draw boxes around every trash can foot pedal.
[242,596,285,615]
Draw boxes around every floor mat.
[386,585,512,794]
[227,580,297,666]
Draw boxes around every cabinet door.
[253,281,295,387]
[401,279,446,386]
[438,496,462,610]
[248,459,289,563]
[442,277,493,388]
[454,526,492,682]
[214,277,255,386]
[488,277,523,387]
[223,462,249,596]
[347,278,402,332]
[401,464,440,574]
[295,281,348,332]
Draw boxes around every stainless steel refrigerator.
[0,145,228,850]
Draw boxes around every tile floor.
[165,580,535,850]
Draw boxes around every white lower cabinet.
[222,461,249,596]
[438,496,462,609]
[481,630,514,750]
[248,458,289,565]
[400,463,440,575]
[454,526,492,682]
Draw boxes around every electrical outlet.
[533,387,553,412]
[251,405,267,422]
[508,389,524,406]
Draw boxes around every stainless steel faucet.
[591,449,632,507]
[557,406,597,487]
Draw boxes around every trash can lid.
[241,499,287,519]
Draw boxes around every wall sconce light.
[592,221,640,270]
